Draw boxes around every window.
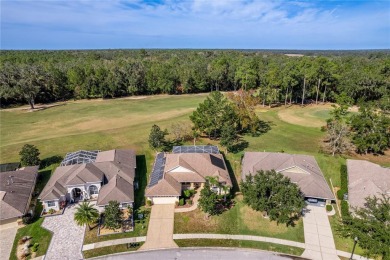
[47,201,55,207]
[89,185,99,195]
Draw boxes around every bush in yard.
[341,200,349,217]
[186,199,193,205]
[22,213,33,224]
[104,201,123,230]
[146,200,152,206]
[31,243,39,252]
[179,198,184,206]
[19,144,40,166]
[326,204,333,212]
[48,209,55,214]
[183,190,191,198]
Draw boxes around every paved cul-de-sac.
[42,204,85,260]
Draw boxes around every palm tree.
[74,202,99,231]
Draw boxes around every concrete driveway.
[140,204,178,250]
[301,205,339,260]
[42,203,85,260]
[0,223,18,260]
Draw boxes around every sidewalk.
[174,191,200,213]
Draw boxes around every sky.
[1,0,389,50]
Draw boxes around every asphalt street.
[95,248,303,260]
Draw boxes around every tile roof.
[146,151,231,197]
[242,152,335,200]
[39,150,136,205]
[0,166,38,220]
[347,159,390,209]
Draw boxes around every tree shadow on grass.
[134,155,147,210]
[221,152,239,195]
[40,155,63,169]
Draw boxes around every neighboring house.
[0,166,39,225]
[39,149,136,212]
[145,145,232,205]
[347,159,390,209]
[242,152,335,205]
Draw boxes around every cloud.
[1,0,389,49]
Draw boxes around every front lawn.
[175,239,305,256]
[83,242,143,259]
[174,196,304,243]
[9,218,52,260]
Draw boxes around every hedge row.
[337,165,348,200]
[341,200,350,217]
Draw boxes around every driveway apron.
[42,204,85,260]
[302,205,339,260]
[140,204,178,250]
[0,224,18,260]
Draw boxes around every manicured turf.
[83,242,143,259]
[2,94,387,256]
[175,239,305,256]
[174,196,305,243]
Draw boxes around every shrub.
[31,243,39,252]
[22,213,33,224]
[338,165,348,200]
[341,200,350,217]
[175,201,179,207]
[179,198,184,206]
[48,209,55,214]
[186,199,193,205]
[146,200,152,206]
[326,204,333,212]
[183,190,191,198]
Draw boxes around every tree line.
[1,50,389,108]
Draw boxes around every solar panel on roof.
[148,152,166,187]
[60,150,100,166]
[172,145,219,154]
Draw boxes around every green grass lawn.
[83,242,143,259]
[9,218,52,260]
[175,239,305,256]
[174,196,304,243]
[2,94,388,256]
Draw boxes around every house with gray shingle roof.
[0,166,38,225]
[145,146,231,204]
[242,152,335,204]
[39,149,136,213]
[347,159,390,209]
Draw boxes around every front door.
[72,188,82,201]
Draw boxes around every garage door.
[152,197,177,204]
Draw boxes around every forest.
[0,49,389,108]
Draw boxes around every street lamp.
[350,236,358,260]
